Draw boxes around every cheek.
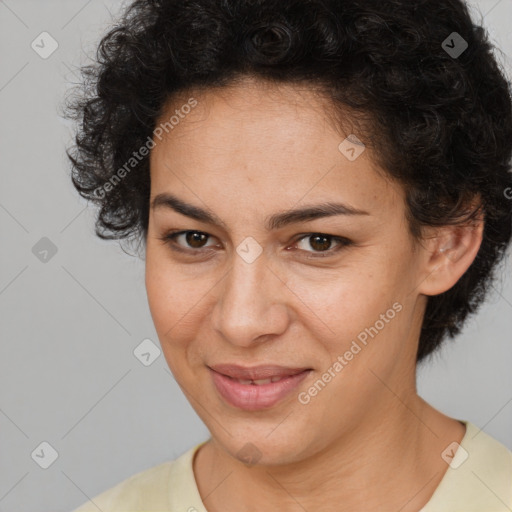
[145,262,197,382]
[145,249,196,341]
[144,246,216,364]
[295,259,411,366]
[289,263,395,334]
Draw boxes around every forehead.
[155,78,344,151]
[149,78,404,221]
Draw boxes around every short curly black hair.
[64,0,512,363]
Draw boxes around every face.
[145,78,429,466]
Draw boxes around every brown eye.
[294,233,351,258]
[159,230,351,259]
[308,234,332,251]
[184,231,209,248]
[159,230,218,253]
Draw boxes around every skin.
[145,77,483,512]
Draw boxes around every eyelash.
[157,230,352,259]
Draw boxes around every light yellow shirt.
[71,420,512,511]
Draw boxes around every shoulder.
[465,422,512,502]
[422,421,512,511]
[70,443,205,512]
[463,421,512,485]
[70,460,175,512]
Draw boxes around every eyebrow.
[151,192,370,231]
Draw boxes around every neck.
[193,396,465,512]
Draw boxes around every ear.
[416,209,484,297]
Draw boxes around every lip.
[209,364,312,411]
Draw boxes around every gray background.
[0,1,511,511]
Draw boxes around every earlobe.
[416,216,484,297]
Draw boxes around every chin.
[210,421,315,467]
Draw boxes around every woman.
[66,0,512,510]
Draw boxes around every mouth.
[208,364,312,411]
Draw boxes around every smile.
[208,364,312,411]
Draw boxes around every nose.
[210,250,290,348]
